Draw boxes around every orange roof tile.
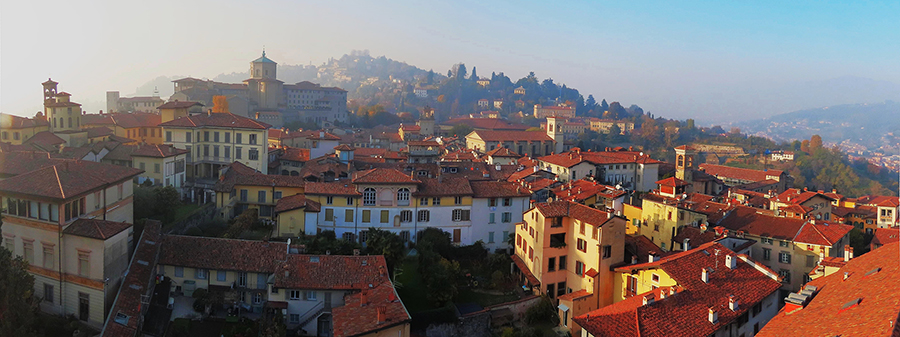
[757,243,900,337]
[158,112,270,129]
[274,255,390,290]
[332,281,411,337]
[274,194,321,213]
[584,242,782,337]
[698,164,784,183]
[0,159,143,200]
[158,235,287,273]
[469,130,553,142]
[63,219,132,240]
[352,168,419,184]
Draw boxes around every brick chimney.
[360,291,368,306]
[844,245,854,261]
[376,306,386,324]
[643,294,655,306]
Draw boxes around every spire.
[262,47,266,58]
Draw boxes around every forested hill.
[737,101,900,149]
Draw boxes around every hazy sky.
[3,0,899,124]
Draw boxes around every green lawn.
[157,203,206,229]
[456,288,519,308]
[395,256,434,313]
[395,256,522,314]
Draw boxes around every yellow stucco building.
[0,153,142,327]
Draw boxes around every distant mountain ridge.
[737,100,900,147]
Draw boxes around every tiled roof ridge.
[52,165,64,199]
[807,221,831,245]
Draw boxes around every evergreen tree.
[426,70,434,84]
[585,95,597,111]
[0,237,38,337]
[601,99,609,112]
[456,63,467,80]
[470,66,477,81]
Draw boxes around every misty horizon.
[3,1,900,126]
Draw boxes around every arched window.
[68,117,72,128]
[363,188,376,206]
[53,118,57,128]
[397,188,410,206]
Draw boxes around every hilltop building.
[170,51,348,127]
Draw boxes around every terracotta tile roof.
[100,220,162,337]
[557,289,591,301]
[469,181,530,198]
[441,149,479,161]
[334,144,354,151]
[304,182,362,196]
[274,255,390,290]
[771,188,835,205]
[698,164,784,183]
[268,128,287,139]
[284,130,341,141]
[718,206,807,241]
[414,177,473,196]
[158,112,270,129]
[793,221,853,246]
[352,168,419,184]
[63,219,132,240]
[757,243,900,337]
[534,200,615,228]
[656,176,690,187]
[158,235,287,273]
[817,256,847,268]
[274,194,321,213]
[0,151,53,177]
[44,100,82,107]
[856,195,900,207]
[332,281,411,337]
[625,234,672,264]
[506,166,549,183]
[400,125,421,132]
[673,145,696,151]
[673,226,724,250]
[406,140,439,147]
[729,189,769,208]
[0,159,143,200]
[469,130,553,142]
[23,131,65,147]
[0,113,49,128]
[130,144,189,158]
[870,228,899,247]
[279,147,310,162]
[156,101,203,109]
[118,96,165,103]
[298,154,351,180]
[551,179,625,203]
[525,178,557,193]
[538,150,662,168]
[214,162,306,192]
[82,126,114,138]
[485,146,521,158]
[511,254,540,286]
[83,112,162,129]
[588,242,782,337]
[284,81,347,92]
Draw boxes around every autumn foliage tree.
[211,95,229,113]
